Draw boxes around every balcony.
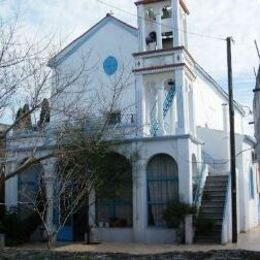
[133,46,194,75]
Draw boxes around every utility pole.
[227,36,237,243]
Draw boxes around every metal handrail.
[193,163,207,211]
[221,174,231,243]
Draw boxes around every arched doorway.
[96,152,133,228]
[16,160,45,242]
[18,160,44,219]
[147,154,178,226]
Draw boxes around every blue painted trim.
[57,226,73,241]
[49,16,137,68]
[146,155,179,227]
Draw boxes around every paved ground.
[1,228,260,259]
[16,226,260,254]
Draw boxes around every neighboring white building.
[5,0,259,244]
[254,66,260,164]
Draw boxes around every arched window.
[96,153,132,228]
[18,160,44,218]
[147,154,178,227]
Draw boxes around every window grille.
[147,154,179,227]
[96,153,132,228]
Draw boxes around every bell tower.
[136,0,189,52]
[134,0,196,137]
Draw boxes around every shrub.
[196,217,215,234]
[162,201,196,229]
[0,208,42,246]
[0,211,26,246]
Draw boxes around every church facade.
[5,0,259,244]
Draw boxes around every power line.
[96,0,226,42]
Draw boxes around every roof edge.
[48,14,137,68]
[195,63,246,116]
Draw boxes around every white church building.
[5,0,260,244]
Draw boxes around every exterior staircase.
[195,175,229,244]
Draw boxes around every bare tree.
[18,102,137,248]
[16,73,136,248]
[0,1,139,248]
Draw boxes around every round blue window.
[103,56,118,76]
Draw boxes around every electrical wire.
[96,0,226,42]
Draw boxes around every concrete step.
[205,181,229,187]
[199,212,223,220]
[208,175,229,179]
[202,194,226,199]
[201,207,224,214]
[204,187,227,192]
[196,229,222,237]
[201,195,225,206]
[195,235,221,244]
[201,201,225,208]
[194,174,229,245]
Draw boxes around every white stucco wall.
[197,127,259,233]
[236,137,259,232]
[194,69,244,134]
[51,17,138,125]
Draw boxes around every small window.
[108,111,121,125]
[252,151,257,163]
[162,6,172,19]
[162,37,173,49]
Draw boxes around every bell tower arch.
[134,0,195,137]
[136,0,189,52]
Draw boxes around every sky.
[2,0,260,121]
